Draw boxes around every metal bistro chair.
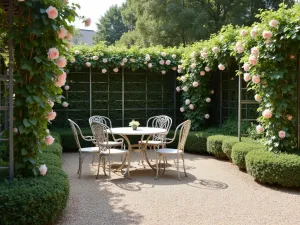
[155,120,191,180]
[140,115,172,161]
[89,116,124,164]
[68,119,99,179]
[91,123,129,180]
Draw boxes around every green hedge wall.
[222,137,251,160]
[246,150,300,187]
[0,134,69,225]
[231,142,265,169]
[207,135,228,159]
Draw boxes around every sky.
[69,0,126,31]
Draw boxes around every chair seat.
[157,148,183,154]
[140,140,163,145]
[101,149,128,155]
[80,146,99,153]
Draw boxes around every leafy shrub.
[51,131,62,144]
[0,166,69,225]
[222,137,252,160]
[39,152,61,168]
[231,142,265,169]
[43,142,62,158]
[246,150,300,187]
[0,141,8,162]
[207,135,228,158]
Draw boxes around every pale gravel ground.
[57,152,300,225]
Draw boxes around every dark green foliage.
[51,132,62,145]
[246,150,300,187]
[0,141,8,162]
[0,166,69,225]
[222,137,252,160]
[42,142,63,158]
[207,135,228,158]
[38,152,62,168]
[231,142,265,169]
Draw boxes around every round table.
[108,127,167,178]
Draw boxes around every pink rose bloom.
[172,67,177,71]
[191,63,196,69]
[57,57,67,68]
[206,98,211,103]
[180,107,185,112]
[46,6,58,20]
[166,60,171,65]
[252,75,260,84]
[189,104,194,110]
[102,69,107,74]
[39,164,48,176]
[254,94,261,102]
[181,76,186,82]
[218,64,225,71]
[145,56,151,61]
[84,17,91,27]
[262,109,272,119]
[161,70,166,74]
[148,63,152,68]
[120,62,124,66]
[48,48,59,60]
[176,87,181,92]
[250,29,258,38]
[103,58,108,63]
[211,90,214,94]
[290,55,295,59]
[243,73,251,82]
[64,85,70,91]
[56,72,67,87]
[262,31,272,39]
[86,62,91,67]
[45,135,55,145]
[113,68,119,73]
[249,55,258,65]
[172,54,176,59]
[205,67,210,72]
[236,46,244,54]
[287,115,293,121]
[47,111,57,121]
[212,46,219,53]
[93,56,99,60]
[200,71,205,76]
[161,52,166,57]
[159,59,165,65]
[205,114,210,119]
[243,63,250,71]
[122,58,128,63]
[193,81,199,87]
[185,99,190,105]
[256,125,263,134]
[58,27,67,39]
[201,52,207,58]
[251,47,259,56]
[63,0,69,4]
[278,130,286,139]
[240,29,247,37]
[269,20,279,28]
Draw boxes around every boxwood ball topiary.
[207,135,228,159]
[231,142,265,169]
[246,150,300,187]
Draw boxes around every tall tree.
[94,5,129,45]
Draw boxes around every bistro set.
[69,115,191,180]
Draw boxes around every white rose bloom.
[172,54,176,59]
[123,58,128,63]
[182,86,188,92]
[39,164,48,176]
[62,102,69,107]
[102,69,107,73]
[113,68,119,73]
[180,107,185,112]
[185,99,190,105]
[92,56,99,60]
[70,58,75,63]
[64,85,70,90]
[161,70,166,74]
[205,114,210,119]
[74,50,80,55]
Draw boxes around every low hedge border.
[231,142,265,169]
[222,137,251,160]
[0,133,70,225]
[51,131,62,145]
[246,150,300,187]
[207,135,228,159]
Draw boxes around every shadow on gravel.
[254,181,300,196]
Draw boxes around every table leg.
[141,135,156,171]
[118,134,132,179]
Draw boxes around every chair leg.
[177,155,181,181]
[96,155,102,179]
[108,155,111,180]
[162,156,166,175]
[92,153,95,165]
[155,153,160,180]
[103,157,107,176]
[78,156,82,179]
[182,154,187,177]
[77,154,80,174]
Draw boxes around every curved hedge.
[39,152,62,168]
[231,142,265,169]
[0,166,69,225]
[207,135,228,158]
[246,150,300,187]
[222,137,251,160]
[43,142,63,158]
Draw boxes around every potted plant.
[129,120,140,130]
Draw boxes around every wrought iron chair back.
[90,123,110,153]
[176,120,191,151]
[147,115,172,141]
[68,119,82,149]
[89,115,112,128]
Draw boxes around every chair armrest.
[114,138,123,143]
[82,135,95,142]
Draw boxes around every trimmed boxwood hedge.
[231,142,265,169]
[246,150,300,187]
[51,131,62,144]
[222,137,251,160]
[0,133,69,225]
[207,135,228,158]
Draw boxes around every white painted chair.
[68,119,99,179]
[90,123,129,180]
[155,120,191,180]
[89,115,124,164]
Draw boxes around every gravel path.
[57,152,300,225]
